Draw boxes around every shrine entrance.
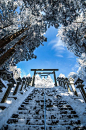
[31,69,59,86]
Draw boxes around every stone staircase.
[1,87,86,130]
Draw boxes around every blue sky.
[17,26,79,80]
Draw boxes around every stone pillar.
[20,80,24,91]
[60,80,62,87]
[64,78,71,92]
[32,70,36,86]
[58,77,61,86]
[1,82,13,103]
[58,78,60,86]
[0,79,5,92]
[26,80,29,87]
[69,77,78,96]
[57,77,60,86]
[13,81,20,95]
[24,80,27,89]
[61,78,66,88]
[58,80,60,86]
[59,80,61,86]
[62,80,64,87]
[28,77,32,86]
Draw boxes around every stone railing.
[57,77,77,95]
[57,77,86,102]
[57,77,72,92]
[0,76,32,103]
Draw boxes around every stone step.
[2,124,86,130]
[1,88,86,130]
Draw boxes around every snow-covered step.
[0,87,34,129]
[1,87,86,130]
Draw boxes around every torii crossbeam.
[31,69,59,86]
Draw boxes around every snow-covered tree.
[77,53,86,83]
[9,65,21,80]
[26,73,31,77]
[35,74,42,87]
[46,75,54,88]
[59,73,65,78]
[68,72,78,80]
[68,53,86,85]
[0,0,85,71]
[57,13,86,57]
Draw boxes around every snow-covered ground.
[0,76,86,129]
[54,86,86,126]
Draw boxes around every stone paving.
[1,88,86,130]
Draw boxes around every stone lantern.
[20,77,26,91]
[57,77,60,86]
[1,82,13,103]
[61,77,66,88]
[74,78,86,102]
[69,77,78,96]
[64,78,71,92]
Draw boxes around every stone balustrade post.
[28,79,31,86]
[64,78,71,92]
[13,81,20,95]
[60,79,62,86]
[69,77,78,96]
[28,77,32,86]
[1,82,13,103]
[61,79,63,87]
[20,80,24,91]
[58,80,60,86]
[0,79,7,92]
[26,80,29,87]
[58,78,61,86]
[24,79,27,89]
[27,81,29,87]
[60,80,61,86]
[61,78,66,88]
[29,77,32,86]
[57,77,60,86]
[57,79,60,86]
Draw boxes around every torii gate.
[31,69,59,86]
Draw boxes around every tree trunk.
[0,26,30,48]
[0,35,27,66]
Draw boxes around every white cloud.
[67,51,75,59]
[56,54,63,57]
[49,37,65,51]
[67,54,74,58]
[72,63,79,71]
